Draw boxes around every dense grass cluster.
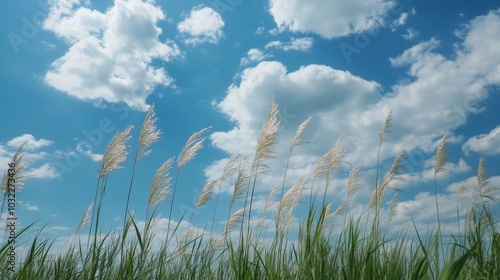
[1,100,499,279]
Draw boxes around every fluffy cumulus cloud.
[463,126,500,155]
[207,9,500,216]
[177,6,224,44]
[7,134,53,150]
[43,0,181,111]
[268,0,397,38]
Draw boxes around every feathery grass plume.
[476,156,498,204]
[277,178,306,231]
[347,165,362,203]
[374,110,393,222]
[77,203,93,231]
[323,201,347,230]
[230,164,249,208]
[242,98,280,250]
[225,207,247,235]
[369,150,406,210]
[178,127,211,169]
[2,142,30,193]
[1,142,30,222]
[456,183,467,232]
[98,125,133,178]
[148,157,174,210]
[167,127,210,240]
[265,184,280,214]
[312,135,346,182]
[379,110,393,144]
[389,192,399,222]
[434,132,450,175]
[278,178,306,217]
[176,226,197,252]
[195,179,218,209]
[311,135,346,205]
[252,98,280,172]
[279,116,312,222]
[211,153,239,234]
[433,132,449,268]
[290,116,312,152]
[137,103,161,161]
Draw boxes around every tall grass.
[1,100,498,279]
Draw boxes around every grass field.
[1,100,499,279]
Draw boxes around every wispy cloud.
[240,48,271,66]
[265,37,314,52]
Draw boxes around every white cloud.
[27,163,58,179]
[240,48,271,66]
[178,6,224,44]
[390,12,408,31]
[208,9,500,202]
[76,141,103,161]
[402,28,419,40]
[463,126,500,155]
[265,37,314,52]
[7,134,53,150]
[25,204,40,211]
[401,159,472,188]
[44,0,181,111]
[255,26,265,35]
[268,0,397,38]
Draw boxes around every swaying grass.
[1,101,499,279]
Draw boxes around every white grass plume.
[277,178,306,230]
[195,179,218,209]
[224,207,247,236]
[137,103,161,161]
[476,156,498,203]
[389,192,398,222]
[434,132,450,175]
[77,203,93,231]
[178,127,211,169]
[230,164,249,208]
[252,98,280,173]
[369,150,406,209]
[347,165,362,203]
[313,135,346,183]
[148,157,174,209]
[98,125,133,178]
[2,142,30,193]
[278,177,306,216]
[265,184,280,214]
[290,116,311,152]
[379,110,393,144]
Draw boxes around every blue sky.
[1,0,500,249]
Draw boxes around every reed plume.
[147,157,173,211]
[195,179,218,209]
[98,125,133,179]
[77,203,93,231]
[434,132,450,267]
[138,104,162,160]
[178,127,211,169]
[167,127,210,239]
